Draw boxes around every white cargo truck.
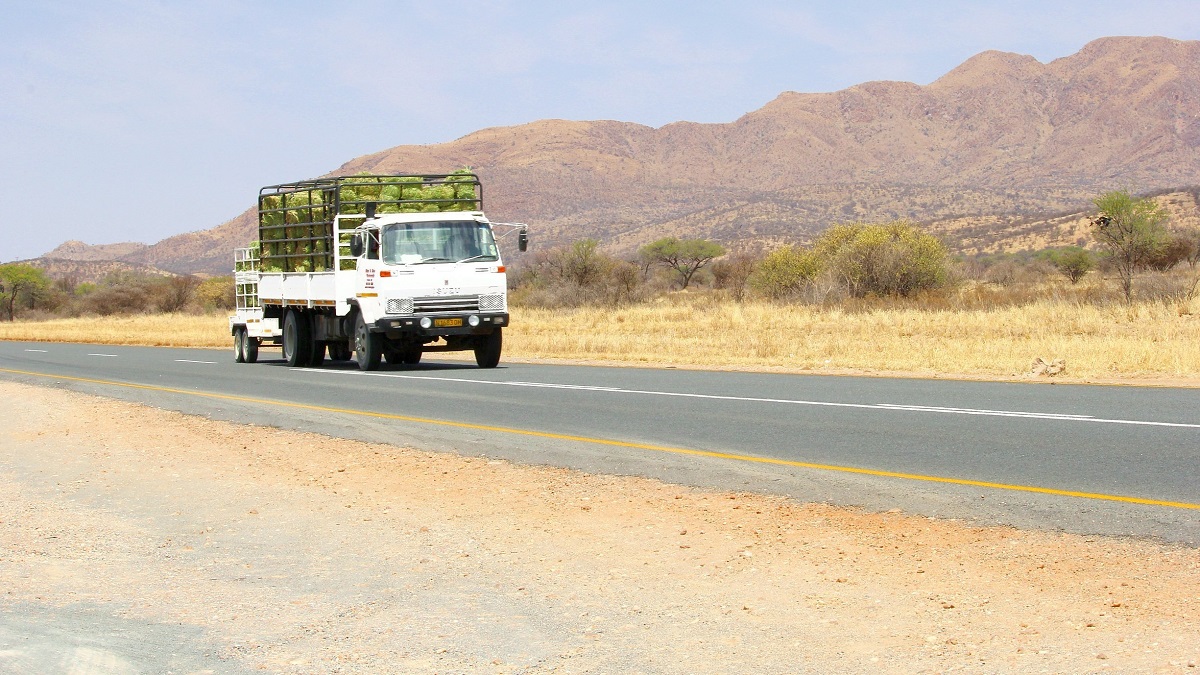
[229,173,527,370]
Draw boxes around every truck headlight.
[419,317,433,329]
[468,315,480,327]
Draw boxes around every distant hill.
[43,240,148,262]
[926,187,1200,255]
[39,36,1200,274]
[33,210,256,277]
[14,257,173,284]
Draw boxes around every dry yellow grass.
[2,298,1198,383]
[0,313,231,348]
[514,296,1200,382]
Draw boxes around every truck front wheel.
[354,312,382,371]
[474,328,502,368]
[283,310,312,367]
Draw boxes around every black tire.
[354,312,382,371]
[385,345,422,366]
[309,341,326,367]
[233,328,246,363]
[283,310,312,367]
[242,331,259,364]
[401,346,422,365]
[474,328,502,368]
[328,342,352,361]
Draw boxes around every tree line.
[2,189,1195,321]
[511,190,1198,308]
[0,269,233,321]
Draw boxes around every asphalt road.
[2,340,1198,544]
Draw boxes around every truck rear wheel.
[309,341,326,367]
[233,328,246,363]
[283,310,312,367]
[474,328,502,368]
[354,312,382,371]
[242,330,259,364]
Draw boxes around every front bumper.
[372,312,508,339]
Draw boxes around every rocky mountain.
[42,240,148,262]
[41,36,1200,274]
[12,257,172,284]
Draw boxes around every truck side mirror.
[349,233,364,258]
[518,229,528,252]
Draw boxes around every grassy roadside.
[2,295,1199,383]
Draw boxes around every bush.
[1144,233,1195,272]
[153,275,202,313]
[509,239,648,308]
[814,221,950,297]
[749,246,819,300]
[711,253,758,302]
[83,284,154,316]
[1045,247,1095,284]
[195,276,236,311]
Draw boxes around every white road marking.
[23,349,47,353]
[175,359,217,365]
[87,353,118,357]
[299,368,1200,429]
[875,403,1096,421]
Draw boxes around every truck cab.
[348,211,517,369]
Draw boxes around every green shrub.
[749,245,819,299]
[814,221,950,297]
[1045,247,1095,283]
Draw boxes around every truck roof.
[363,211,487,225]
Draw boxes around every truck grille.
[478,293,505,311]
[414,295,479,313]
[386,298,415,315]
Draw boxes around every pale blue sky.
[3,0,1199,263]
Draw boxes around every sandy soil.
[1,380,1198,674]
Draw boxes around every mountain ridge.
[39,36,1200,275]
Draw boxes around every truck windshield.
[381,221,499,265]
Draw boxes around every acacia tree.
[639,237,725,289]
[0,264,50,321]
[1091,190,1169,303]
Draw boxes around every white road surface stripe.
[300,368,1200,429]
[23,349,47,353]
[87,353,118,357]
[175,359,218,364]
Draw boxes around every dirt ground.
[1,381,1198,674]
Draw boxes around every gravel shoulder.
[1,381,1198,673]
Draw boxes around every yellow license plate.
[433,318,463,328]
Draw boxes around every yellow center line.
[4,366,1199,511]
